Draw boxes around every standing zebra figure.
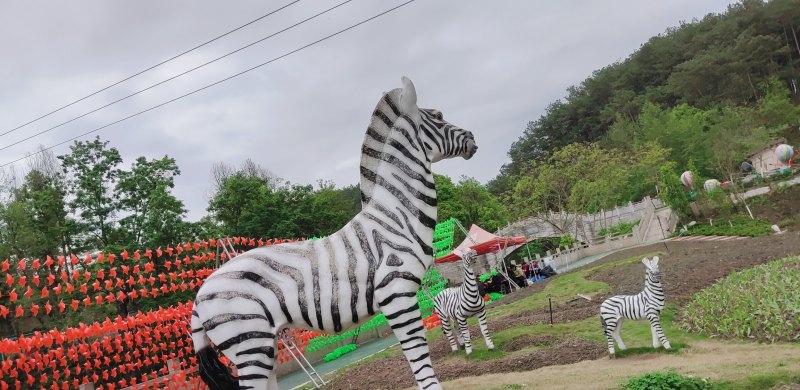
[434,249,495,355]
[600,256,671,355]
[191,77,477,390]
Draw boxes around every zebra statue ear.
[651,256,660,268]
[399,76,418,114]
[641,257,652,269]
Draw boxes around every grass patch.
[620,369,720,390]
[719,372,800,390]
[480,385,526,390]
[680,214,773,237]
[598,220,640,237]
[682,256,800,342]
[490,253,658,320]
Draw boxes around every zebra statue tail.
[192,309,240,390]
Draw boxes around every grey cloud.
[0,0,736,221]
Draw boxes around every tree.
[116,156,184,247]
[58,137,122,250]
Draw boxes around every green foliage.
[435,174,509,240]
[208,171,361,238]
[495,0,800,201]
[510,143,668,218]
[322,343,358,362]
[598,220,639,237]
[558,233,576,248]
[658,164,691,219]
[59,136,123,249]
[116,156,186,248]
[621,370,720,390]
[682,256,800,342]
[681,214,773,237]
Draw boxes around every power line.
[0,1,300,139]
[0,0,354,152]
[0,0,417,169]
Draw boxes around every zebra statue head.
[643,256,661,283]
[400,77,477,163]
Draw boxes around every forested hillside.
[491,0,800,217]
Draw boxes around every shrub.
[598,220,640,237]
[622,370,720,390]
[682,256,800,342]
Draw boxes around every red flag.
[9,290,17,302]
[17,259,26,271]
[23,286,32,299]
[0,305,9,318]
[46,273,55,286]
[32,275,40,287]
[44,256,54,268]
[57,300,65,313]
[30,304,39,317]
[1,259,8,272]
[15,305,23,317]
[44,302,52,315]
[40,287,49,299]
[31,259,40,270]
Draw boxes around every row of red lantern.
[1,302,193,354]
[1,270,210,301]
[0,277,205,319]
[2,313,194,389]
[0,236,303,275]
[3,266,214,291]
[2,339,193,390]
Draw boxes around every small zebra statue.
[434,249,494,355]
[600,256,671,355]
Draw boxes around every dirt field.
[322,231,800,389]
[440,340,800,390]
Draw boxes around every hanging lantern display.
[704,179,721,192]
[775,144,794,165]
[680,171,693,187]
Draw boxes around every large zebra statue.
[600,256,671,355]
[433,249,495,355]
[191,77,477,390]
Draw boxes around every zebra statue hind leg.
[600,256,670,356]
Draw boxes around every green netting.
[322,343,358,362]
[478,269,498,282]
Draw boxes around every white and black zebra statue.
[191,77,477,390]
[433,249,495,355]
[600,256,671,355]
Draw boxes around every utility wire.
[0,1,300,139]
[0,0,354,152]
[0,0,416,169]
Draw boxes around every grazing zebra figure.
[434,249,494,355]
[600,256,671,355]
[191,76,477,390]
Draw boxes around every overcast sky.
[0,0,737,221]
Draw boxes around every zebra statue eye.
[435,112,443,120]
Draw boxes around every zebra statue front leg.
[600,256,670,355]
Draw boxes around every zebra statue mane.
[433,249,495,355]
[191,77,477,390]
[600,256,671,356]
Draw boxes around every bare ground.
[322,231,800,389]
[439,340,800,390]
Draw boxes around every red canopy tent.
[434,224,527,263]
